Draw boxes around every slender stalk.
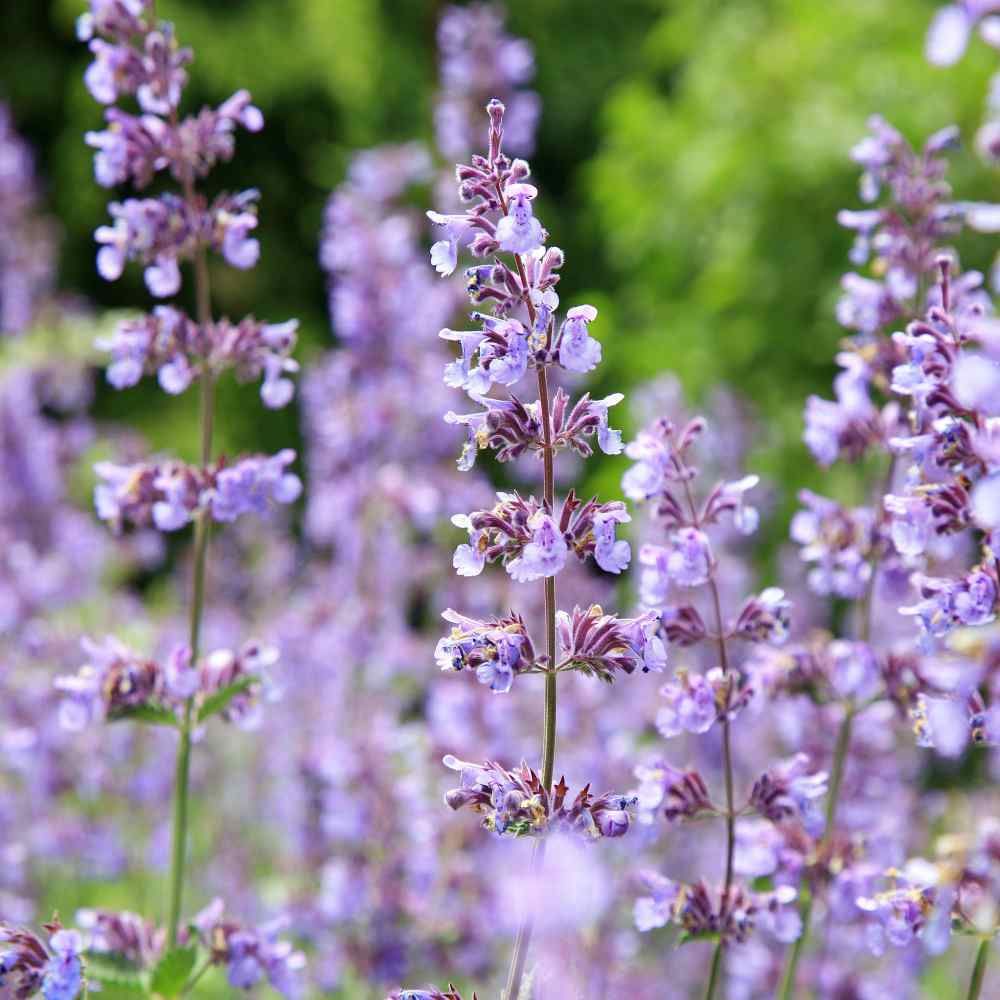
[702,938,724,1000]
[778,891,812,1000]
[777,710,854,1000]
[677,469,735,1000]
[501,237,558,997]
[503,365,557,1000]
[166,244,215,949]
[778,456,895,995]
[967,938,992,1000]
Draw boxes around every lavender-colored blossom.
[442,755,635,841]
[749,753,829,836]
[556,604,666,680]
[435,610,536,693]
[557,305,602,373]
[0,105,56,334]
[655,666,743,738]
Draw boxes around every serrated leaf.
[84,951,145,992]
[107,703,179,727]
[196,675,256,724]
[147,945,197,997]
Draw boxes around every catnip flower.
[0,104,56,334]
[634,760,717,823]
[450,491,630,582]
[435,610,536,693]
[442,755,636,841]
[494,184,544,253]
[445,388,624,469]
[0,923,85,1000]
[53,636,276,731]
[389,988,475,1000]
[556,604,667,680]
[98,309,298,407]
[655,666,752,738]
[190,900,306,999]
[556,305,602,373]
[749,753,829,836]
[634,874,801,945]
[93,452,301,533]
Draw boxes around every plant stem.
[778,890,813,1000]
[703,937,724,1000]
[778,456,894,995]
[503,333,558,1000]
[967,938,992,1000]
[677,466,735,1000]
[703,576,736,1000]
[166,245,215,949]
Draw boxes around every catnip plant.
[391,97,665,1000]
[1,3,303,997]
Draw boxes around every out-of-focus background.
[4,0,996,515]
[3,1,1000,998]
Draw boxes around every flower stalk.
[967,938,992,1000]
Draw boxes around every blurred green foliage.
[4,0,997,536]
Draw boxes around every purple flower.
[634,760,715,823]
[749,753,829,836]
[506,511,567,582]
[857,876,936,954]
[634,870,682,932]
[592,510,631,574]
[926,3,1000,66]
[557,304,601,373]
[495,184,543,254]
[209,450,302,522]
[556,604,665,680]
[656,667,720,737]
[220,210,260,269]
[639,527,713,599]
[883,492,934,557]
[40,930,83,1000]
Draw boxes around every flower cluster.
[445,387,624,471]
[187,899,306,996]
[390,987,476,1000]
[40,6,312,998]
[53,635,276,731]
[452,490,631,581]
[442,755,637,840]
[94,450,301,533]
[434,3,539,160]
[634,873,802,945]
[99,308,298,406]
[0,924,84,1000]
[0,104,56,334]
[622,407,822,972]
[805,115,966,468]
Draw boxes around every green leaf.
[676,929,721,947]
[83,951,145,992]
[196,675,256,723]
[147,946,198,997]
[107,703,179,728]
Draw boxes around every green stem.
[183,956,214,994]
[778,891,813,1000]
[677,461,735,1000]
[166,245,215,949]
[967,938,992,1000]
[778,456,894,995]
[703,938,724,1000]
[503,361,557,1000]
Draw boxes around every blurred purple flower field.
[3,3,1000,999]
